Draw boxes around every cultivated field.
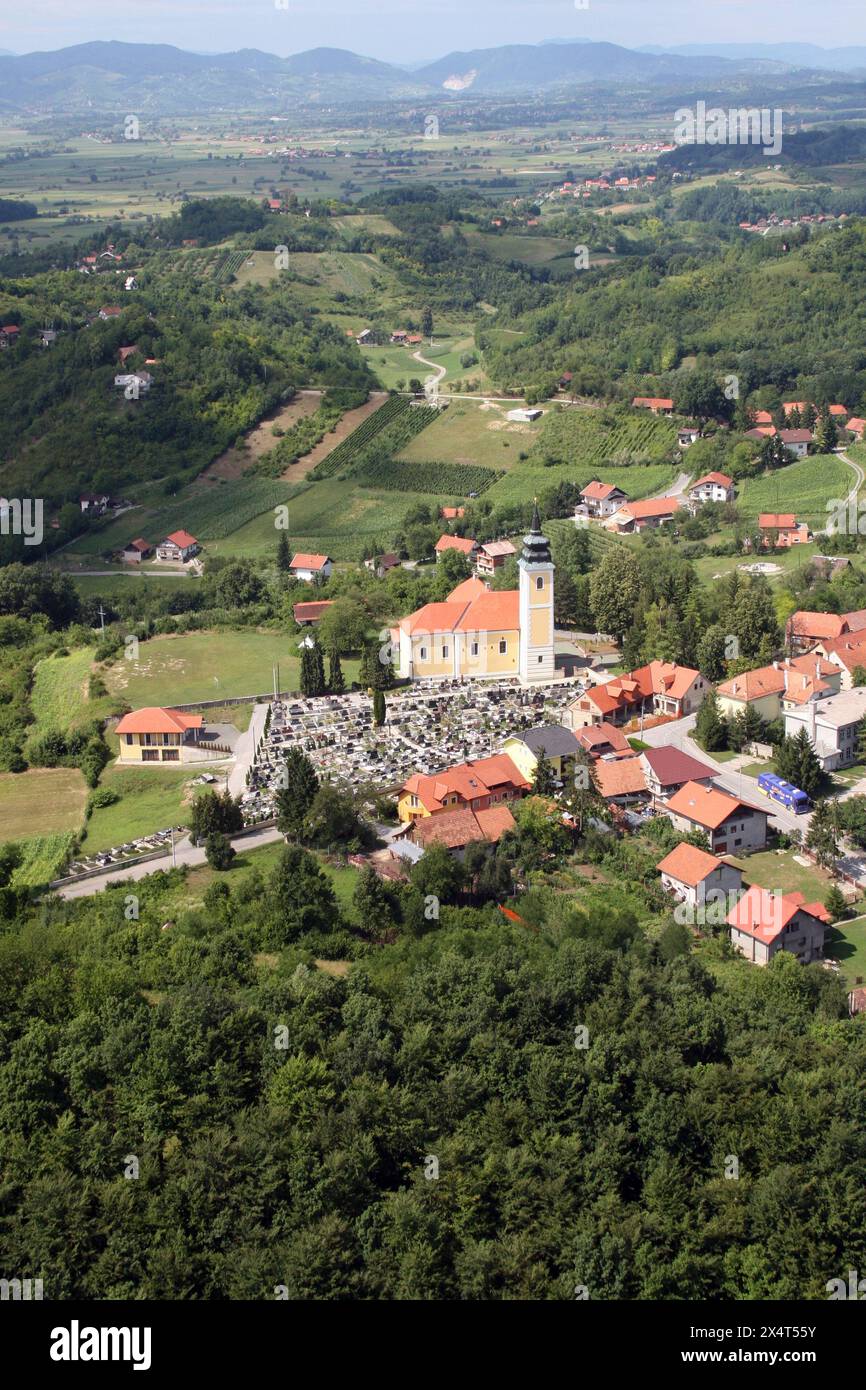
[0,768,88,842]
[735,456,854,526]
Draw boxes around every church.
[393,503,557,684]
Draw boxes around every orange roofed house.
[394,504,557,684]
[115,707,203,764]
[657,842,743,910]
[757,514,810,548]
[664,781,769,855]
[402,803,517,856]
[727,886,830,965]
[435,534,479,562]
[632,397,674,416]
[565,661,710,729]
[156,530,200,563]
[606,497,682,533]
[579,480,628,519]
[786,608,866,657]
[289,552,333,582]
[397,753,530,824]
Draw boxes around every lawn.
[0,768,89,842]
[30,646,118,735]
[81,766,203,854]
[180,841,361,915]
[705,749,740,763]
[739,761,772,779]
[825,916,866,987]
[104,629,362,706]
[728,848,833,900]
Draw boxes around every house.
[441,506,465,520]
[566,661,709,728]
[846,417,866,441]
[688,472,734,506]
[114,707,204,764]
[716,656,841,723]
[79,493,111,516]
[293,600,335,626]
[580,480,628,519]
[559,371,574,389]
[757,514,810,548]
[364,553,401,578]
[356,329,373,344]
[632,397,674,415]
[124,276,137,291]
[664,781,769,854]
[0,325,20,349]
[786,610,866,654]
[639,746,717,802]
[727,887,829,965]
[507,408,543,423]
[778,429,812,458]
[783,687,866,771]
[817,631,866,687]
[476,540,516,576]
[121,538,153,564]
[502,725,581,785]
[435,534,479,561]
[38,329,58,348]
[753,410,774,426]
[574,722,633,760]
[390,330,408,343]
[98,306,122,320]
[398,753,530,823]
[114,371,152,396]
[405,804,516,855]
[288,553,332,582]
[156,530,200,563]
[606,497,682,533]
[657,843,743,910]
[593,757,648,805]
[678,428,701,448]
[117,345,139,366]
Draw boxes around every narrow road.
[228,702,269,798]
[55,825,285,900]
[649,470,691,501]
[831,448,865,532]
[412,345,448,400]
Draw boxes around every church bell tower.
[519,500,556,684]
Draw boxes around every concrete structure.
[664,781,769,855]
[783,687,866,771]
[121,538,153,564]
[115,708,204,764]
[727,887,829,965]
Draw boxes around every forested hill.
[481,218,866,406]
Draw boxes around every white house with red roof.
[639,746,717,801]
[156,530,200,563]
[605,497,682,534]
[664,781,769,854]
[657,842,743,910]
[565,661,710,729]
[0,325,20,349]
[727,886,830,965]
[115,707,204,764]
[288,552,333,582]
[579,480,629,519]
[435,534,479,562]
[121,538,153,564]
[688,472,735,507]
[632,396,674,415]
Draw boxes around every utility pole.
[170,825,176,869]
[98,603,106,633]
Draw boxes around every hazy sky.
[4,0,866,64]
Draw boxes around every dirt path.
[281,391,388,480]
[204,390,323,480]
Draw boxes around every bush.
[205,832,236,871]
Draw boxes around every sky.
[3,0,866,65]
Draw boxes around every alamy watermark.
[0,498,43,546]
[674,102,784,158]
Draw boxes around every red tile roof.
[667,781,763,830]
[293,600,335,624]
[435,534,477,554]
[641,746,716,784]
[594,758,646,799]
[115,707,203,735]
[656,842,728,887]
[632,397,673,409]
[690,472,733,490]
[289,553,330,570]
[164,530,198,549]
[581,480,623,502]
[727,886,830,943]
[402,754,529,815]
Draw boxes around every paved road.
[229,702,269,798]
[55,825,285,900]
[639,714,807,835]
[650,470,691,500]
[830,448,865,532]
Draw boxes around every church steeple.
[522,498,551,565]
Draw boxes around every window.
[419,646,427,660]
[471,641,479,657]
[125,734,133,746]
[499,640,507,655]
[442,645,449,659]
[538,655,543,664]
[161,749,179,762]
[142,749,159,762]
[536,576,544,591]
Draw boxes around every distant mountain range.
[0,37,858,114]
[640,42,866,73]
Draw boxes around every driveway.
[229,702,269,798]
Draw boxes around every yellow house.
[114,707,203,763]
[394,503,556,685]
[716,657,841,724]
[502,726,580,784]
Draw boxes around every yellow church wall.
[410,633,454,677]
[480,629,520,674]
[529,608,552,648]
